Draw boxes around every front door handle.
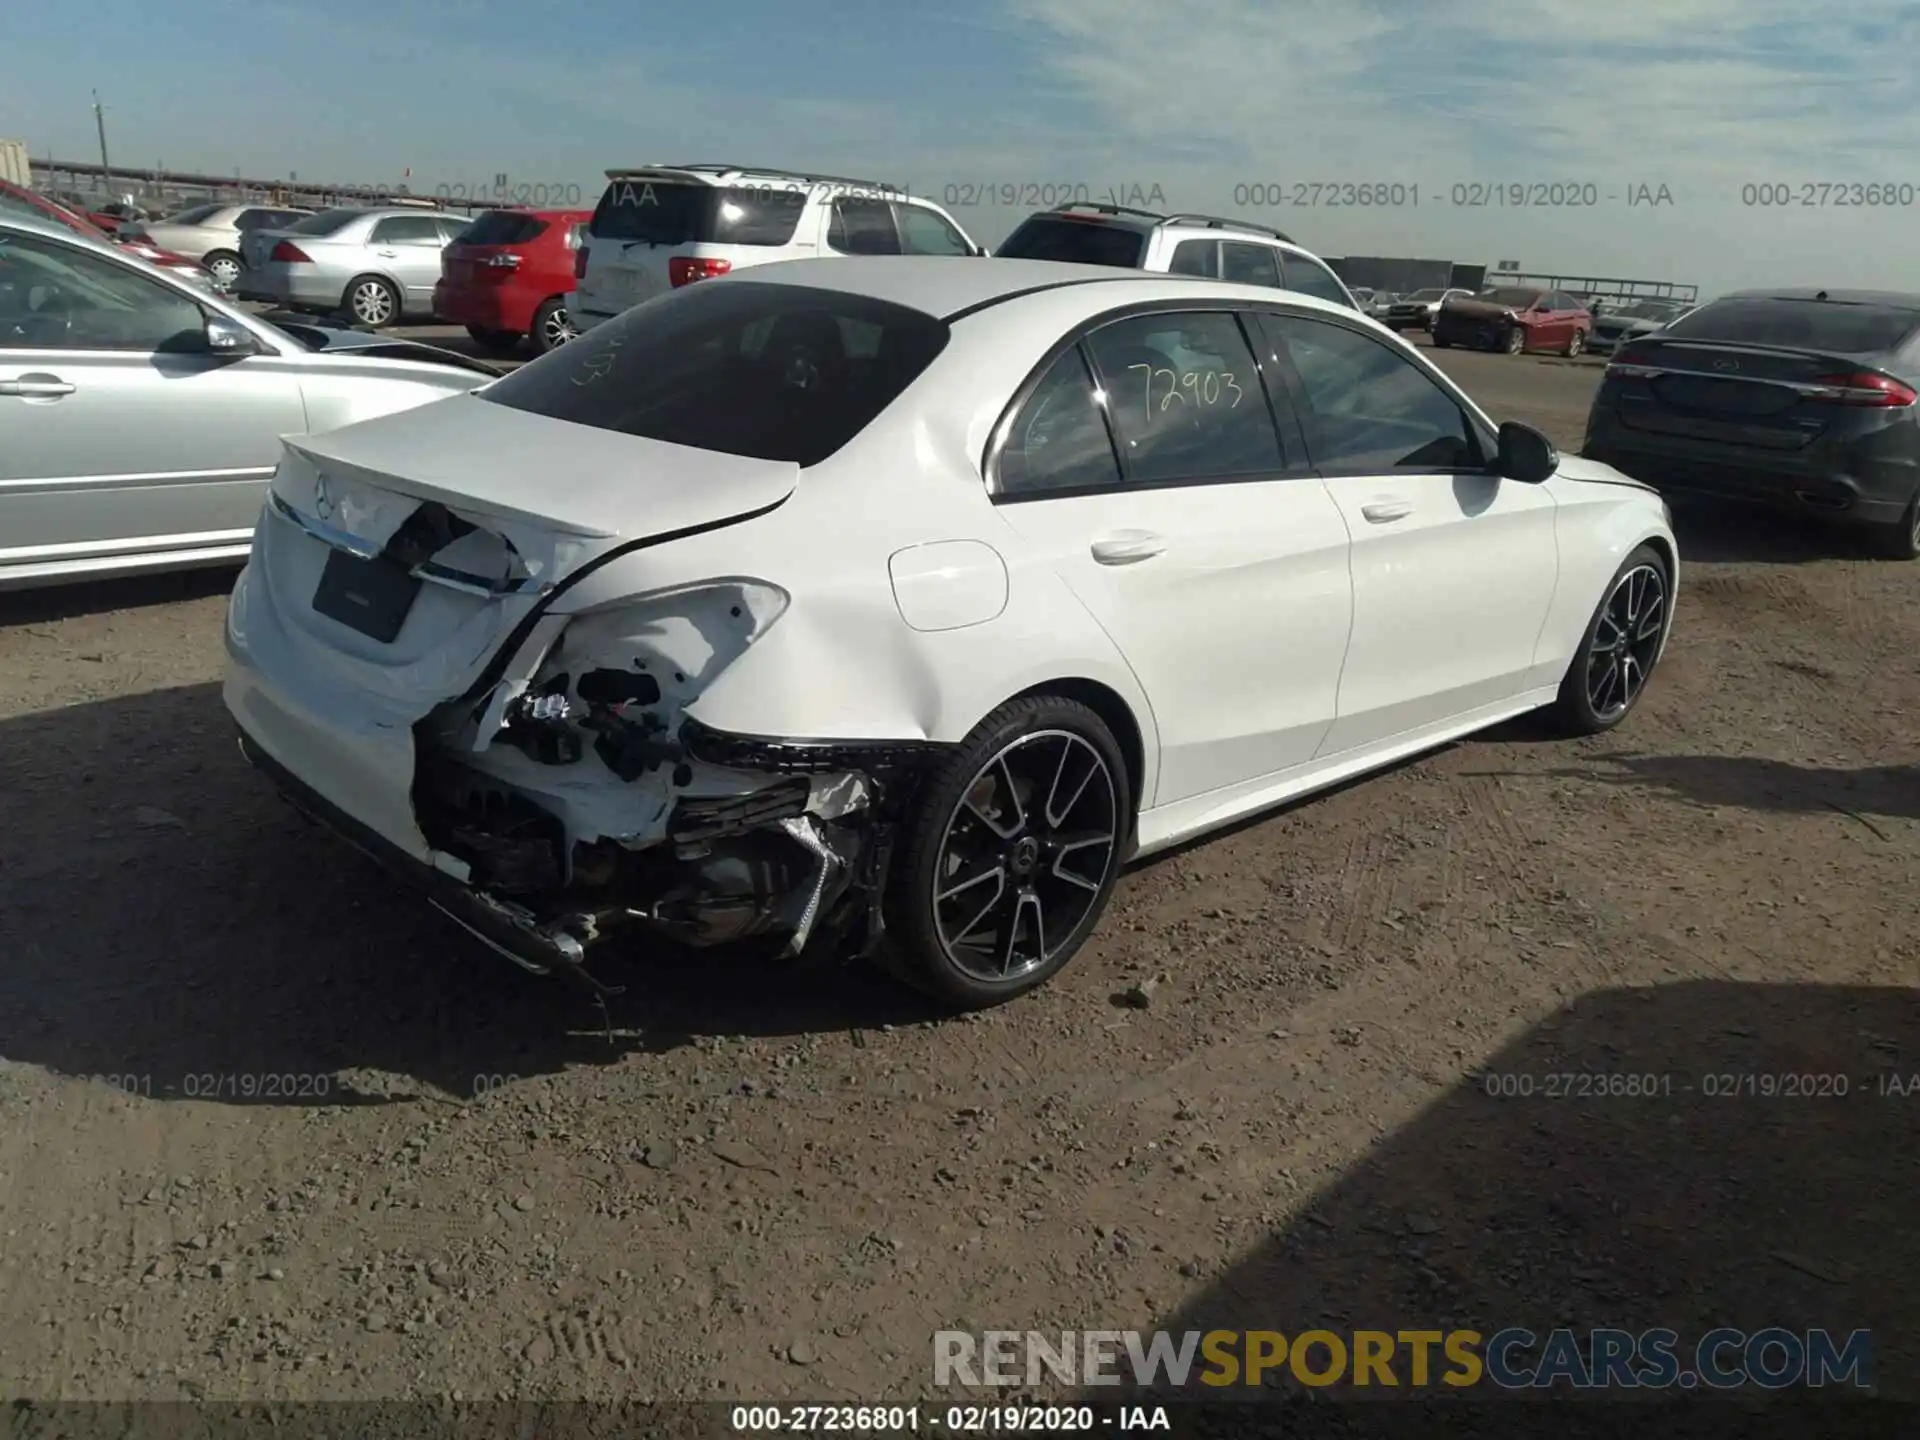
[1360,501,1412,523]
[376,249,398,257]
[0,374,75,399]
[1090,532,1166,565]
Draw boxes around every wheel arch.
[1006,675,1149,836]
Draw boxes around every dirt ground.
[0,336,1915,1412]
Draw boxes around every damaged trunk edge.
[389,535,940,995]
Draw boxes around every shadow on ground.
[1082,981,1916,1433]
[1479,753,1920,827]
[0,568,237,626]
[0,683,939,1107]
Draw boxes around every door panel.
[0,349,306,569]
[988,314,1353,807]
[1259,311,1559,753]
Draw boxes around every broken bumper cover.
[238,729,588,977]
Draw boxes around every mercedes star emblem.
[314,473,334,520]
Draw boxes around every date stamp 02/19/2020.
[1480,1069,1918,1100]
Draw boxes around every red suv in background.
[434,207,590,355]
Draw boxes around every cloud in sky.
[9,0,1920,291]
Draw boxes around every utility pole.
[92,89,111,187]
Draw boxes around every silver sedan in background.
[122,202,315,291]
[236,204,472,327]
[0,213,497,590]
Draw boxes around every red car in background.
[434,207,590,355]
[0,179,210,285]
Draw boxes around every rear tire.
[529,296,577,354]
[344,274,400,329]
[1505,324,1527,355]
[464,325,521,354]
[1564,327,1585,358]
[1548,544,1671,735]
[1866,492,1920,560]
[202,251,241,290]
[878,696,1131,1010]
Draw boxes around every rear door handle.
[0,375,75,398]
[375,249,398,257]
[1090,532,1166,565]
[1360,502,1412,523]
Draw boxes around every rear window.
[480,279,951,467]
[589,180,805,247]
[456,211,549,246]
[285,210,363,237]
[993,217,1146,268]
[1662,297,1920,354]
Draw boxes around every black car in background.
[1583,289,1920,558]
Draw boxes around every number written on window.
[1125,363,1245,423]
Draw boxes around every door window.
[996,348,1123,497]
[1085,311,1283,484]
[0,230,206,352]
[1279,253,1352,307]
[371,215,442,244]
[826,199,901,255]
[1221,242,1281,286]
[1167,240,1218,277]
[894,204,971,256]
[1265,314,1479,473]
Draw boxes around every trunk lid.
[1608,338,1883,449]
[246,393,797,713]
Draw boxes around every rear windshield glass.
[589,180,805,247]
[480,279,951,467]
[1477,288,1542,307]
[993,217,1146,268]
[285,210,362,237]
[455,211,548,246]
[1662,297,1920,354]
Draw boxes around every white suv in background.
[571,164,983,331]
[992,204,1361,311]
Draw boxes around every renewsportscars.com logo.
[934,1327,1874,1391]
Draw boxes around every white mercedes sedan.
[223,257,1677,1009]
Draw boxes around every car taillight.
[669,256,731,287]
[1608,345,1660,377]
[484,252,520,268]
[270,241,311,264]
[1809,371,1918,407]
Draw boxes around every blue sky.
[10,0,1920,291]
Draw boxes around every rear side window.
[285,210,363,237]
[1280,254,1352,307]
[1663,297,1920,354]
[457,211,548,246]
[480,280,950,467]
[826,199,899,255]
[589,181,805,247]
[1084,311,1283,483]
[996,349,1124,497]
[372,215,443,244]
[1168,240,1219,277]
[993,217,1146,268]
[1221,242,1280,286]
[895,204,972,256]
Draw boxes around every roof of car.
[717,255,1362,324]
[1012,205,1299,247]
[1715,288,1920,308]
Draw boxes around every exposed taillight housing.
[483,252,520,269]
[574,246,589,281]
[670,256,732,287]
[270,241,311,264]
[1809,371,1918,407]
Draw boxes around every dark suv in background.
[1583,289,1920,558]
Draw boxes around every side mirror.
[204,314,259,355]
[1495,421,1559,483]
